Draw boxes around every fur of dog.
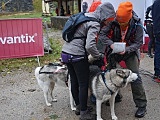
[91,68,138,120]
[35,63,76,110]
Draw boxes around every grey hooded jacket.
[62,2,115,59]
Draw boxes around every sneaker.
[79,110,96,120]
[75,105,80,115]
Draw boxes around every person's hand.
[88,54,97,63]
[92,54,105,68]
[110,44,114,49]
[118,51,125,55]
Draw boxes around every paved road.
[0,54,160,120]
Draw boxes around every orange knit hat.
[116,1,133,23]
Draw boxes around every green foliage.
[49,38,62,57]
[0,12,42,19]
[33,0,42,12]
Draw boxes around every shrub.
[33,0,42,12]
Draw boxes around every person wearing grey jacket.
[97,1,147,118]
[61,2,115,120]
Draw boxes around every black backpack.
[62,12,99,42]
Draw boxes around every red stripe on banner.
[0,18,44,59]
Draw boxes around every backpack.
[62,12,99,42]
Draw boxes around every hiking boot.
[135,107,147,118]
[79,110,96,120]
[75,105,93,115]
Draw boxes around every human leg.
[67,63,80,106]
[146,22,154,57]
[125,53,147,118]
[72,59,95,120]
[154,37,160,82]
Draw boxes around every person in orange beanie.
[97,1,147,118]
[89,0,102,12]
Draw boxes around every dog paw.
[112,116,118,120]
[97,118,103,120]
[46,103,52,106]
[52,99,57,102]
[71,107,76,111]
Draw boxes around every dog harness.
[38,63,69,87]
[100,71,114,95]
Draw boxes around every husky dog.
[92,68,138,120]
[35,63,76,111]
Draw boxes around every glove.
[88,54,97,63]
[92,54,105,68]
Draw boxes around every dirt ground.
[0,30,160,120]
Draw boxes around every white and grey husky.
[35,63,76,110]
[91,68,138,120]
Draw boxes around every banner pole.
[37,56,41,66]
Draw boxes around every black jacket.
[152,0,160,35]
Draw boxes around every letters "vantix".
[0,33,37,44]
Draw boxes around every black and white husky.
[35,63,138,120]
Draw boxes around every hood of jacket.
[132,11,141,22]
[92,2,116,22]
